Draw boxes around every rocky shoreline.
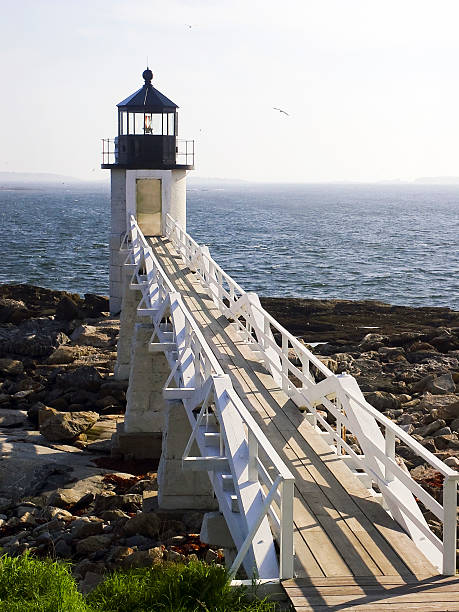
[0,284,458,585]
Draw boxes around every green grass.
[0,554,87,612]
[0,554,278,612]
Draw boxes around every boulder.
[0,409,28,428]
[76,534,113,555]
[426,373,456,395]
[55,296,81,321]
[364,391,400,412]
[71,518,104,539]
[46,346,79,365]
[47,487,91,509]
[358,334,389,351]
[71,325,111,349]
[0,298,30,324]
[121,547,163,568]
[83,294,109,316]
[419,393,459,421]
[93,494,142,514]
[122,512,161,539]
[57,366,102,392]
[39,406,99,441]
[0,358,24,376]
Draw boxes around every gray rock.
[39,406,99,441]
[420,393,459,421]
[54,538,72,557]
[100,509,130,522]
[444,456,459,469]
[432,426,452,437]
[364,391,400,412]
[0,409,28,428]
[426,373,456,395]
[76,534,113,555]
[125,534,155,549]
[414,419,446,437]
[57,366,102,392]
[358,333,389,351]
[94,494,142,514]
[71,518,104,539]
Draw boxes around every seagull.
[273,107,290,116]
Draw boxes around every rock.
[0,358,24,376]
[125,534,156,549]
[54,538,73,558]
[165,549,184,562]
[358,334,389,351]
[450,417,459,433]
[83,294,109,316]
[122,547,163,568]
[44,507,73,521]
[414,419,446,437]
[0,409,28,428]
[432,426,452,437]
[71,517,104,539]
[378,346,406,361]
[426,373,456,395]
[55,296,81,321]
[444,456,459,469]
[39,406,99,441]
[205,548,220,563]
[100,509,130,522]
[57,366,102,392]
[364,391,400,412]
[122,512,160,539]
[106,545,134,567]
[0,298,30,324]
[76,534,113,555]
[420,393,459,421]
[48,487,89,508]
[71,325,111,349]
[94,493,142,514]
[46,346,79,365]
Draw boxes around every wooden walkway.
[150,236,459,611]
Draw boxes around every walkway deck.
[149,236,459,611]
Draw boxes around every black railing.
[101,138,194,167]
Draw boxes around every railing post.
[385,428,396,483]
[280,478,294,579]
[248,429,258,482]
[442,476,457,575]
[281,335,289,392]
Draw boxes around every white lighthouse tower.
[102,67,194,314]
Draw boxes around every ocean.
[0,182,458,309]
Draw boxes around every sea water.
[0,182,458,309]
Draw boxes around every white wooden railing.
[124,215,294,580]
[165,213,459,575]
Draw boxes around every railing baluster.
[442,476,457,575]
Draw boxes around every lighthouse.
[102,67,194,314]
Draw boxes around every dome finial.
[142,67,153,85]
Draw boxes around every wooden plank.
[292,605,459,611]
[283,575,457,587]
[150,238,440,582]
[289,593,459,605]
[285,584,459,596]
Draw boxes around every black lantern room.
[102,68,194,170]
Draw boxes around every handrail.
[165,212,458,575]
[125,215,295,580]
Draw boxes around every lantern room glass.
[119,111,176,136]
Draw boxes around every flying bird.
[273,107,290,116]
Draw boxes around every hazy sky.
[1,0,459,183]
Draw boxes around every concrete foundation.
[112,422,162,460]
[114,266,140,381]
[124,324,170,433]
[158,401,217,510]
[109,169,127,315]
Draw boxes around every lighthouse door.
[136,178,162,236]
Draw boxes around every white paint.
[166,211,459,576]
